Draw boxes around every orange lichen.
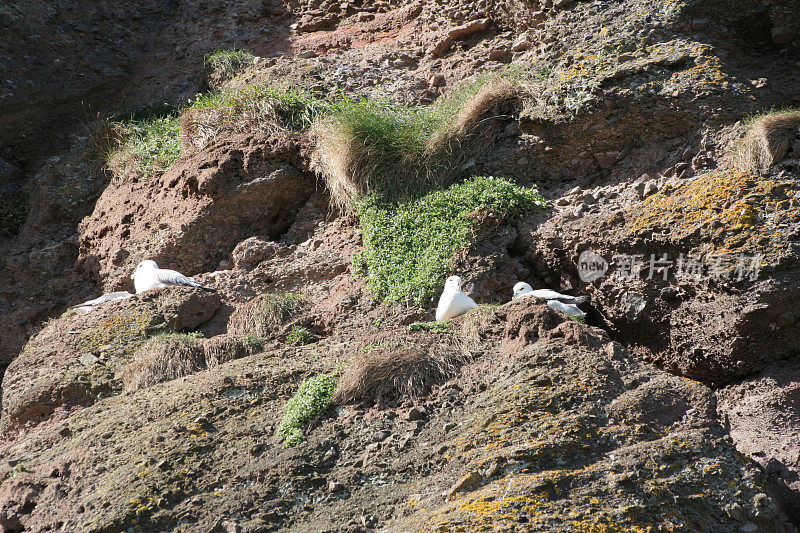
[627,169,799,261]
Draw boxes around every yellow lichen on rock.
[627,169,799,261]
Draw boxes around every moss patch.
[80,307,165,360]
[354,176,547,305]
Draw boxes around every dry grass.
[313,80,526,211]
[333,336,471,406]
[123,335,205,391]
[182,86,329,153]
[734,109,800,171]
[180,98,284,153]
[227,292,302,338]
[202,335,262,367]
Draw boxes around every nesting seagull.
[435,275,478,322]
[71,291,133,313]
[132,260,215,294]
[546,299,587,321]
[512,282,588,305]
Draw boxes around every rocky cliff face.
[1,0,800,531]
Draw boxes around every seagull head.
[512,282,533,300]
[444,275,463,291]
[132,260,159,280]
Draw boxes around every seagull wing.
[156,269,216,291]
[72,291,133,309]
[547,300,586,320]
[530,289,588,305]
[436,290,478,321]
[529,289,565,300]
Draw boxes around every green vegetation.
[0,191,28,238]
[7,461,30,479]
[189,85,331,133]
[204,48,256,82]
[317,67,535,207]
[354,176,547,305]
[408,321,453,334]
[278,374,337,447]
[106,103,182,178]
[286,325,313,346]
[242,335,263,348]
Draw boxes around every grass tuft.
[227,292,302,338]
[313,71,529,209]
[333,343,468,406]
[278,374,337,447]
[286,325,313,346]
[105,103,182,179]
[204,48,256,85]
[733,108,800,171]
[123,334,204,391]
[355,176,547,305]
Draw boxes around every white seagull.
[132,260,215,294]
[547,299,587,321]
[435,275,478,322]
[512,282,588,304]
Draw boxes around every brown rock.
[772,27,796,45]
[487,48,510,62]
[447,472,483,499]
[447,18,490,40]
[429,37,454,57]
[594,151,619,169]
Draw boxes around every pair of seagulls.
[435,276,588,322]
[73,260,213,312]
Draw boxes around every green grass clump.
[0,191,28,237]
[278,374,337,447]
[106,103,182,177]
[355,176,547,305]
[315,65,553,209]
[408,321,453,334]
[204,48,256,82]
[189,85,331,133]
[286,325,313,346]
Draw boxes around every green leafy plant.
[278,374,337,447]
[356,176,547,305]
[0,191,28,238]
[286,325,313,346]
[8,461,30,479]
[242,335,263,348]
[408,321,453,334]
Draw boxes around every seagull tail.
[574,295,589,304]
[199,285,217,292]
